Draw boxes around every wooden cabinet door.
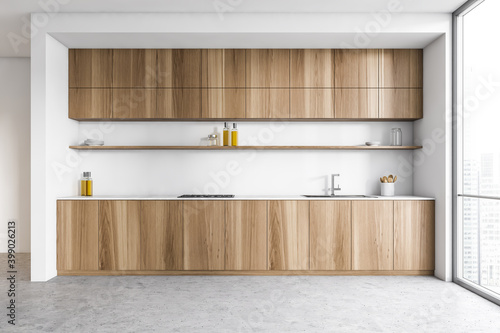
[310,201,351,270]
[246,49,289,88]
[225,201,267,270]
[99,201,141,270]
[69,88,112,119]
[157,89,201,119]
[246,89,289,118]
[141,201,183,270]
[157,49,202,87]
[394,201,435,270]
[183,201,225,270]
[334,89,378,119]
[334,49,378,88]
[379,49,423,88]
[69,49,112,88]
[112,49,156,88]
[290,49,334,87]
[290,89,334,118]
[268,201,309,270]
[201,88,245,118]
[202,49,245,88]
[57,201,99,271]
[352,201,394,270]
[112,89,156,119]
[379,88,422,119]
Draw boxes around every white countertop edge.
[57,195,435,201]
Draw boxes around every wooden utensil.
[388,175,393,183]
[382,176,388,183]
[393,175,397,183]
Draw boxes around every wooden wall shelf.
[69,145,423,151]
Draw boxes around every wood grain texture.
[69,88,112,119]
[246,88,289,118]
[290,49,334,87]
[394,201,435,270]
[290,89,334,118]
[141,201,183,270]
[112,49,156,87]
[99,201,141,270]
[268,201,309,270]
[352,201,394,270]
[60,270,434,276]
[310,201,351,270]
[246,49,290,87]
[379,88,423,119]
[112,89,156,119]
[183,201,225,270]
[57,200,99,271]
[334,89,378,119]
[379,49,423,88]
[157,88,201,118]
[157,49,202,87]
[201,49,245,87]
[69,49,112,88]
[201,88,245,118]
[69,145,424,150]
[334,49,378,88]
[225,201,268,270]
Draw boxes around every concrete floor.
[1,254,500,332]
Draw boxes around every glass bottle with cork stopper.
[80,172,93,196]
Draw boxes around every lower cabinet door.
[394,201,435,270]
[310,201,352,270]
[225,201,268,270]
[57,200,99,271]
[140,201,183,270]
[352,201,394,270]
[99,201,141,270]
[183,201,225,270]
[268,201,310,270]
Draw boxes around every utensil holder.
[381,183,395,196]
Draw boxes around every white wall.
[414,34,452,281]
[0,58,30,253]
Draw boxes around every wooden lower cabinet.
[140,201,183,270]
[183,201,225,270]
[268,201,310,270]
[225,201,268,270]
[309,201,351,270]
[99,201,141,270]
[352,201,394,270]
[394,201,435,270]
[57,200,99,271]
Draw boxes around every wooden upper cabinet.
[225,201,268,270]
[141,201,183,270]
[310,201,351,270]
[183,201,225,270]
[334,89,378,119]
[268,201,309,270]
[157,49,202,88]
[201,89,245,118]
[99,201,141,270]
[57,200,99,271]
[379,88,422,119]
[290,89,334,118]
[112,89,156,119]
[157,89,201,119]
[394,201,435,271]
[112,49,156,88]
[69,88,112,119]
[246,89,289,118]
[290,49,334,87]
[202,49,245,88]
[379,49,423,88]
[69,49,112,88]
[335,49,378,88]
[352,201,394,271]
[246,49,290,88]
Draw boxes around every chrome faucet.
[330,174,341,196]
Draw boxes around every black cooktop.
[178,194,235,198]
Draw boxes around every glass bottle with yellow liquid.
[80,172,93,196]
[231,123,238,146]
[223,122,230,146]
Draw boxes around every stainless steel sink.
[302,195,377,198]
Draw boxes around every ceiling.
[0,0,467,57]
